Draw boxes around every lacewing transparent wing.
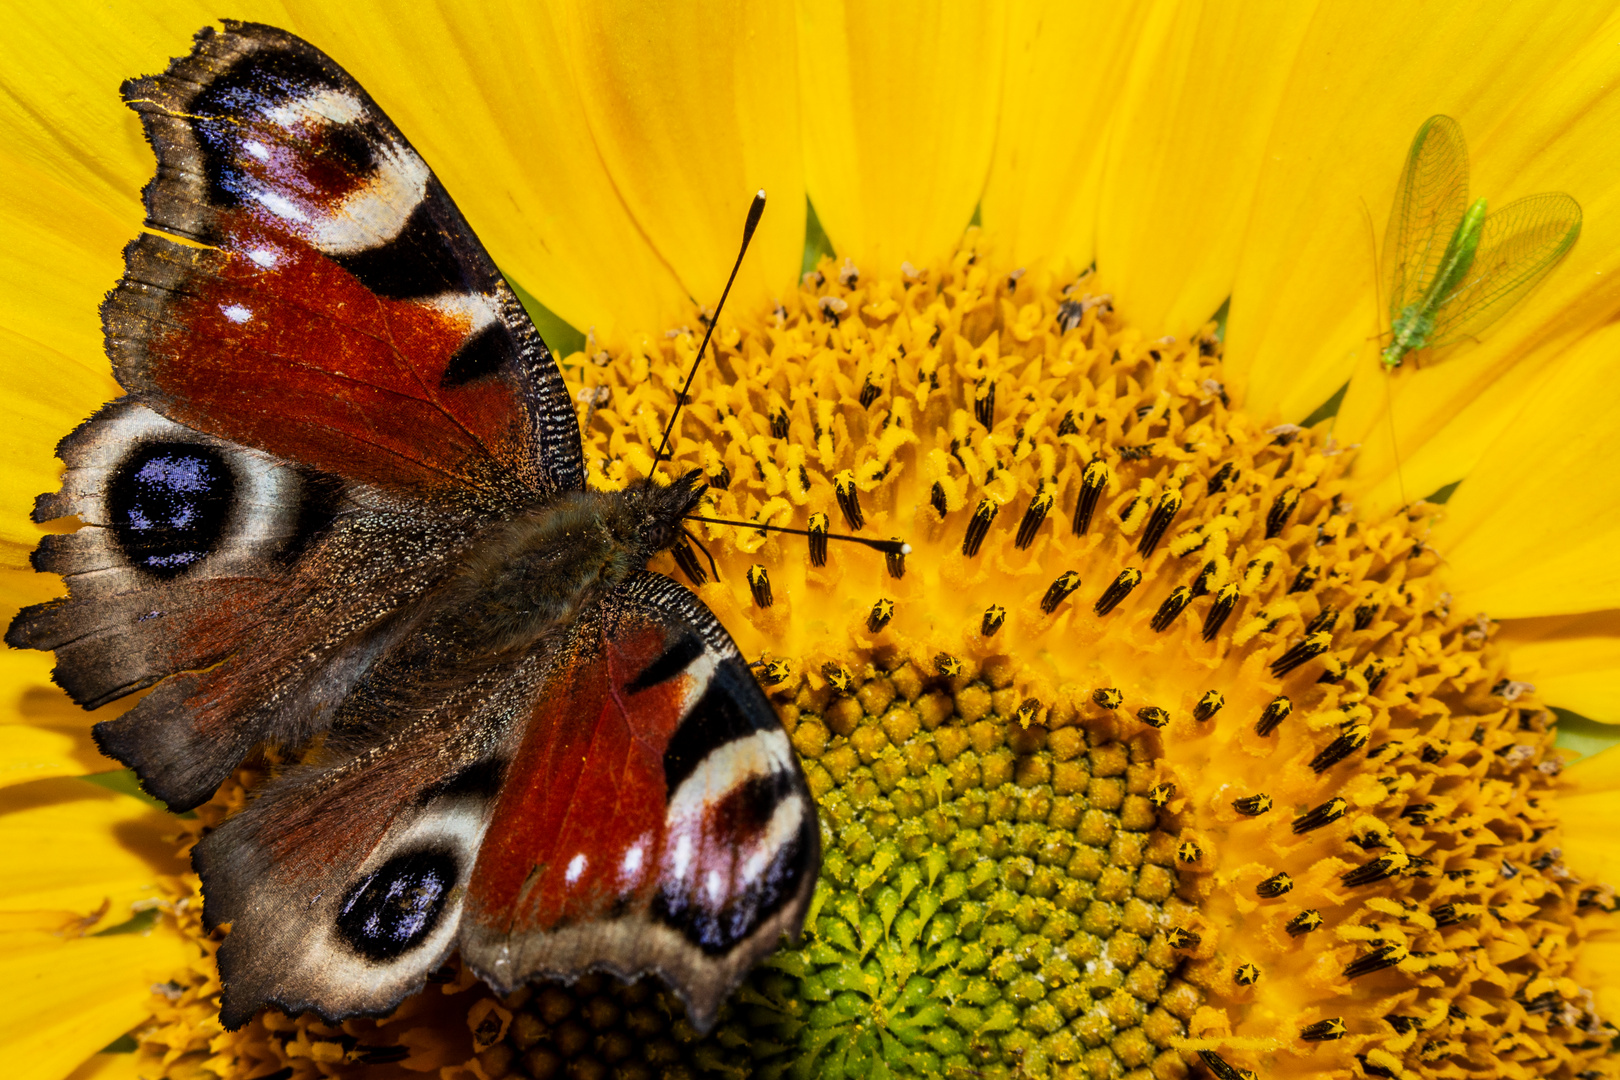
[1380,115,1581,369]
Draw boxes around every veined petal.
[0,778,185,919]
[1095,0,1314,339]
[550,0,803,319]
[0,925,193,1080]
[1426,322,1620,618]
[797,0,1006,274]
[1230,1,1620,426]
[978,0,1153,273]
[276,2,691,344]
[1498,611,1620,725]
[1560,746,1620,888]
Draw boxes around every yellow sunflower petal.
[1423,323,1620,618]
[1094,0,1314,339]
[277,1,695,343]
[1559,746,1620,888]
[0,925,193,1080]
[1230,2,1620,427]
[797,0,1006,273]
[548,0,803,319]
[977,0,1152,272]
[64,1053,146,1080]
[0,778,185,918]
[1497,611,1620,724]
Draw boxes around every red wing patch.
[469,624,682,931]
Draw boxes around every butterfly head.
[620,468,707,560]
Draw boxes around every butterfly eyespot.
[335,850,458,961]
[109,441,237,579]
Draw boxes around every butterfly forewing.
[1427,191,1582,349]
[1384,114,1471,323]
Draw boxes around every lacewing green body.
[1380,115,1581,370]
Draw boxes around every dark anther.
[1266,487,1300,539]
[1149,783,1175,808]
[1286,910,1323,937]
[807,512,829,568]
[1400,802,1435,825]
[1419,740,1448,764]
[885,540,907,579]
[929,324,943,346]
[1015,698,1041,726]
[1343,943,1405,978]
[1311,724,1369,773]
[1056,408,1079,435]
[974,380,995,427]
[1193,690,1224,722]
[867,598,894,632]
[1201,584,1239,642]
[1348,830,1388,850]
[1073,460,1109,535]
[935,653,963,677]
[859,377,881,408]
[1341,853,1405,888]
[1256,872,1293,898]
[1207,461,1236,495]
[833,470,864,530]
[769,408,790,439]
[1270,630,1332,677]
[1057,299,1084,332]
[981,605,1006,636]
[1041,570,1082,614]
[709,463,731,490]
[1292,797,1347,834]
[1150,586,1192,632]
[746,565,773,608]
[962,499,998,556]
[1177,841,1202,864]
[1094,568,1142,616]
[1304,605,1338,636]
[1197,1050,1246,1080]
[1118,496,1138,522]
[1191,560,1218,597]
[1016,488,1054,549]
[1232,793,1272,816]
[1314,655,1346,683]
[1364,658,1390,693]
[671,536,708,585]
[823,663,853,693]
[1137,706,1169,728]
[1353,603,1378,630]
[1358,1055,1398,1079]
[1256,696,1293,736]
[1138,489,1182,558]
[1300,1019,1346,1042]
[758,658,791,686]
[1118,443,1155,461]
[1233,963,1260,985]
[1166,927,1200,949]
[1384,1015,1420,1035]
[1288,563,1320,594]
[930,481,950,519]
[1092,687,1122,710]
[1430,903,1474,928]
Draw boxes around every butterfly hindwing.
[105,20,583,505]
[461,572,819,1032]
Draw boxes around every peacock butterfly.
[6,21,818,1033]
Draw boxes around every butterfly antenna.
[685,514,911,558]
[653,191,768,467]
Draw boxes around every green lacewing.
[1380,114,1581,370]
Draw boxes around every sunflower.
[5,2,1620,1079]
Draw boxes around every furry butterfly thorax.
[7,21,818,1034]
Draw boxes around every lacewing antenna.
[653,191,767,464]
[685,514,911,557]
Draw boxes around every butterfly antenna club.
[653,190,768,466]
